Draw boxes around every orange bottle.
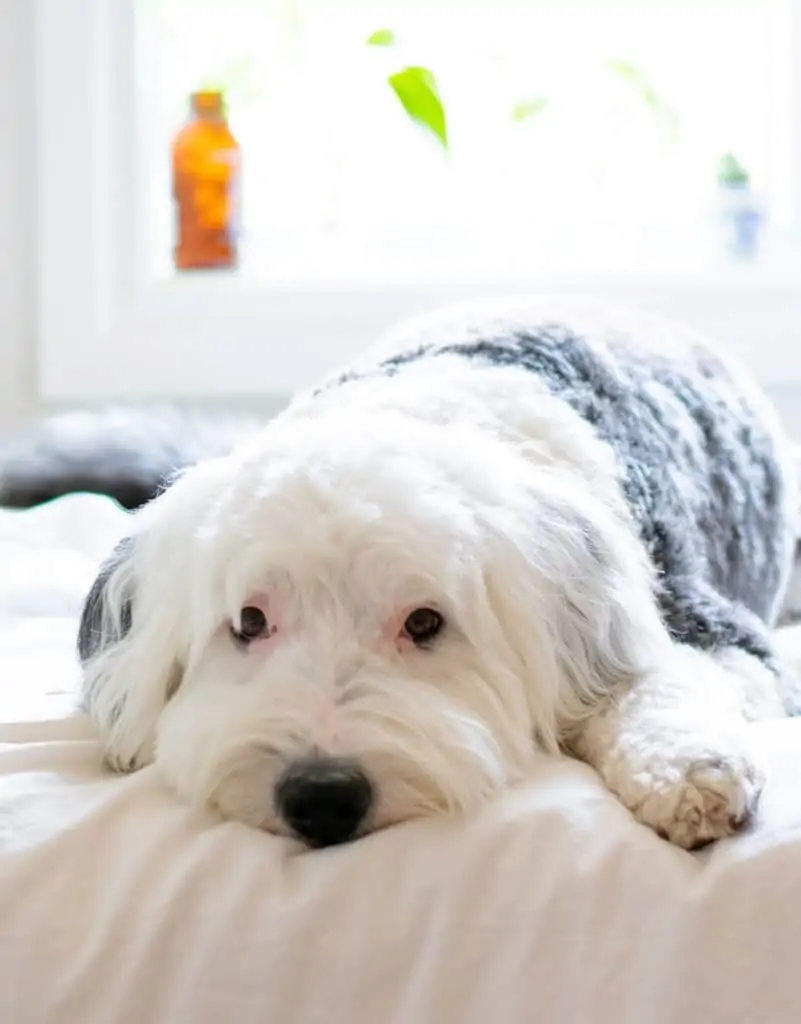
[172,90,241,270]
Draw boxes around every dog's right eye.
[403,608,444,647]
[231,606,269,644]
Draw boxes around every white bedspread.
[2,495,801,1024]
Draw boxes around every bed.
[2,494,801,1023]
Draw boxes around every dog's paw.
[608,746,764,850]
[102,741,154,774]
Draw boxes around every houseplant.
[716,152,764,258]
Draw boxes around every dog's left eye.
[403,608,444,646]
[231,606,269,643]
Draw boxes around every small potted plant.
[716,153,764,259]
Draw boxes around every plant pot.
[717,181,764,259]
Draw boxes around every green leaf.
[366,27,397,47]
[387,65,448,150]
[605,58,680,143]
[511,96,549,123]
[717,153,749,186]
[607,59,659,106]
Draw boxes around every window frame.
[35,0,801,402]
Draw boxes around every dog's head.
[79,406,659,847]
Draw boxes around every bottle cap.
[191,90,226,118]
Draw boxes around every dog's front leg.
[570,644,783,849]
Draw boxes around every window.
[35,0,801,402]
[143,0,795,280]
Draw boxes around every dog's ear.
[77,463,219,772]
[479,469,669,752]
[78,536,135,665]
[78,524,186,772]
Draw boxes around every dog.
[1,296,798,850]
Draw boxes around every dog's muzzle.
[275,757,373,848]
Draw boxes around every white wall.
[0,1,35,433]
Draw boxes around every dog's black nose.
[275,758,373,848]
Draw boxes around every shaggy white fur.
[75,299,797,850]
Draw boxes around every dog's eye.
[232,606,269,643]
[403,608,444,646]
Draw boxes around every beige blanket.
[2,496,801,1024]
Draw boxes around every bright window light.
[140,0,789,282]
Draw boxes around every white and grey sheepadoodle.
[2,296,799,850]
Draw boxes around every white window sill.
[37,261,801,402]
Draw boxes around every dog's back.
[308,296,798,630]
